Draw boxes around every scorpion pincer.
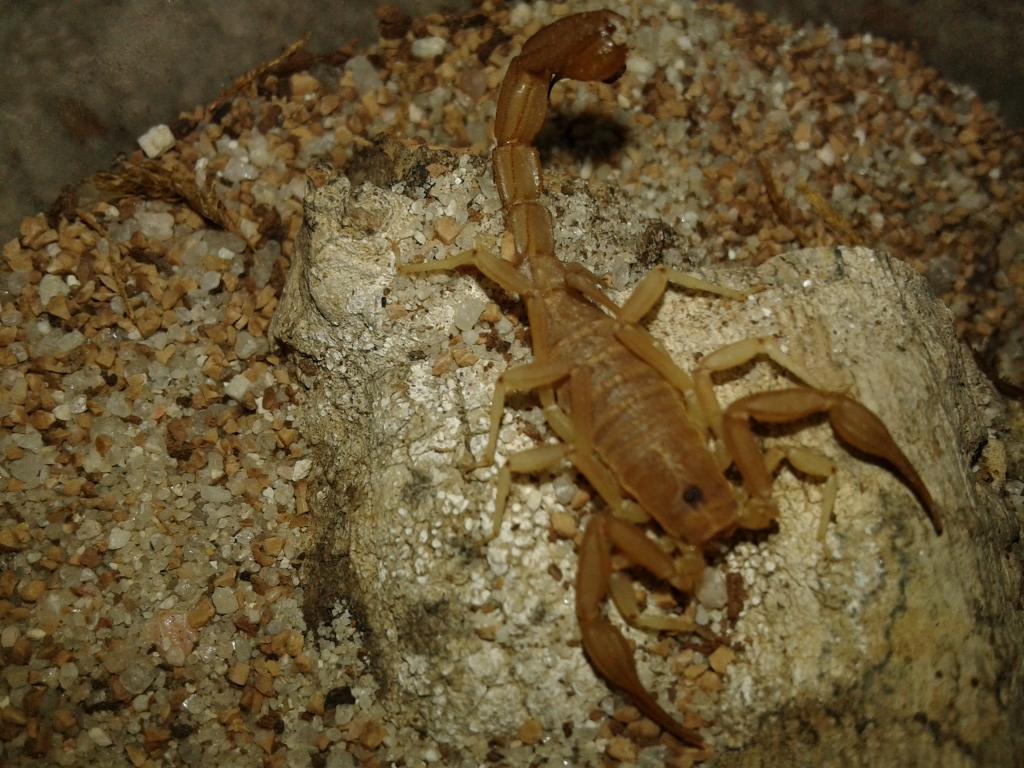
[399,10,942,748]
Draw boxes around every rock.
[271,153,1022,766]
[107,527,131,550]
[37,274,70,306]
[136,124,175,159]
[223,373,251,402]
[211,587,239,615]
[411,36,446,59]
[135,211,175,240]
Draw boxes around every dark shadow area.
[535,111,631,171]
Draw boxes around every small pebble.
[696,566,728,609]
[107,527,131,550]
[135,211,175,240]
[411,36,446,59]
[19,580,46,602]
[517,717,543,745]
[453,296,486,331]
[224,373,251,401]
[1,626,19,648]
[212,587,239,615]
[709,645,736,674]
[137,124,175,158]
[549,511,577,538]
[227,662,251,686]
[606,736,637,761]
[120,660,157,695]
[37,274,70,305]
[88,726,113,747]
[188,597,216,629]
[433,216,462,244]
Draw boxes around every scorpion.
[398,10,942,747]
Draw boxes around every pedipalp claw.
[827,395,943,533]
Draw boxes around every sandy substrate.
[1,1,1022,766]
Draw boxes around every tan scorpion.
[399,10,942,747]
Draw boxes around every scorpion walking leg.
[722,387,942,533]
[618,264,745,324]
[488,416,630,541]
[612,269,749,432]
[763,445,840,541]
[577,514,704,746]
[490,442,569,540]
[489,431,633,541]
[484,364,638,539]
[563,262,622,315]
[398,249,533,296]
[479,357,573,540]
[693,336,825,441]
[614,325,697,397]
[475,357,570,468]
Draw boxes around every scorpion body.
[400,10,941,748]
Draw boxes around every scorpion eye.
[682,485,703,506]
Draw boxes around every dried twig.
[798,182,865,246]
[205,36,310,120]
[91,160,238,234]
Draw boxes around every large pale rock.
[271,151,1022,766]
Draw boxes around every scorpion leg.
[764,445,840,541]
[694,336,826,441]
[483,364,636,538]
[619,264,744,324]
[476,357,570,468]
[785,447,839,541]
[490,442,569,541]
[563,262,622,315]
[400,250,586,512]
[614,324,696,395]
[609,570,698,632]
[398,249,533,296]
[722,387,942,534]
[489,415,631,541]
[577,514,704,746]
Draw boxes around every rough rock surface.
[270,150,1022,766]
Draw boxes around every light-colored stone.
[411,36,446,59]
[137,124,175,158]
[272,152,1021,766]
[107,527,131,550]
[211,586,238,615]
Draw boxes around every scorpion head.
[626,460,741,547]
[668,479,742,546]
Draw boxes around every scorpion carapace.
[398,9,942,749]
